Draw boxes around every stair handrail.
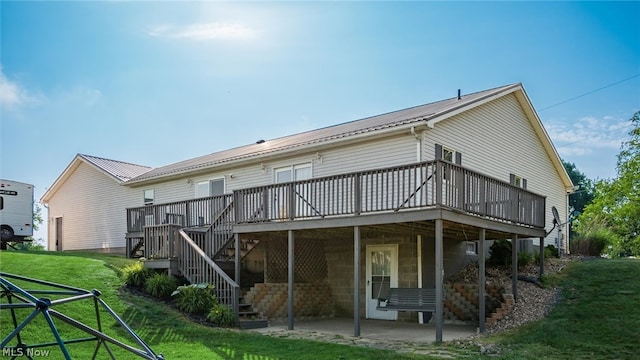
[176,228,239,319]
[210,201,235,257]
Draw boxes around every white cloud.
[0,68,26,109]
[0,67,46,112]
[146,22,259,41]
[547,115,631,157]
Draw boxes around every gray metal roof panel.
[128,83,519,183]
[79,154,152,182]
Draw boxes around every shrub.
[121,262,153,288]
[517,252,533,270]
[571,228,616,256]
[207,303,237,327]
[172,283,217,315]
[545,245,559,258]
[144,273,178,299]
[488,240,512,266]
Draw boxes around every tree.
[577,111,640,256]
[562,159,595,239]
[32,203,43,232]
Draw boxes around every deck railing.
[176,229,239,316]
[128,161,546,234]
[127,194,234,234]
[233,160,546,228]
[143,224,178,259]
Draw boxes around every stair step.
[238,311,259,316]
[238,318,268,329]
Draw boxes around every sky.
[1,1,639,243]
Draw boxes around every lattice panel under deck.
[265,237,328,283]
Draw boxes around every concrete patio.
[248,318,478,344]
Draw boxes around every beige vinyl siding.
[46,162,139,253]
[142,133,418,205]
[423,93,568,246]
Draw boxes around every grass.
[0,251,450,359]
[1,251,639,359]
[476,258,640,360]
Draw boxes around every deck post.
[478,228,486,333]
[354,174,361,215]
[288,230,295,330]
[353,225,361,337]
[539,236,545,276]
[235,233,241,285]
[512,234,518,302]
[435,219,444,343]
[436,161,443,206]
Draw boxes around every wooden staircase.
[133,198,268,329]
[237,294,268,329]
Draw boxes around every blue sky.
[1,1,639,242]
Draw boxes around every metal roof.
[127,83,521,184]
[79,154,152,182]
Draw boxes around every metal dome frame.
[0,272,164,359]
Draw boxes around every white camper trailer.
[0,180,34,248]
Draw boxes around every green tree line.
[567,110,640,257]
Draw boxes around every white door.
[274,164,312,219]
[366,244,398,320]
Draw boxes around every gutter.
[123,121,431,187]
[130,121,431,185]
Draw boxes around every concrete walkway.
[248,318,478,354]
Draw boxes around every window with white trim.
[435,143,462,165]
[274,163,312,183]
[143,189,154,205]
[196,178,225,198]
[510,174,527,189]
[466,241,478,255]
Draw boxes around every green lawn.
[0,251,455,359]
[1,251,639,359]
[475,258,640,360]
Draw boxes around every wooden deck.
[124,159,547,333]
[127,160,545,236]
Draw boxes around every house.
[41,154,151,253]
[42,83,573,340]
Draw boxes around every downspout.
[411,127,421,162]
[565,191,571,255]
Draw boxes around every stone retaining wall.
[244,282,335,320]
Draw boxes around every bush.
[144,273,178,299]
[172,283,217,315]
[518,252,533,270]
[545,245,559,258]
[207,303,237,327]
[488,240,512,266]
[121,262,153,288]
[571,228,616,256]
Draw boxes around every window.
[435,143,462,165]
[466,241,478,255]
[510,174,528,189]
[274,163,312,183]
[443,148,454,162]
[143,189,154,205]
[196,178,225,198]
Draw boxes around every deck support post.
[539,236,545,276]
[235,233,241,286]
[478,228,486,333]
[353,225,361,337]
[435,219,444,343]
[288,230,295,330]
[512,234,518,302]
